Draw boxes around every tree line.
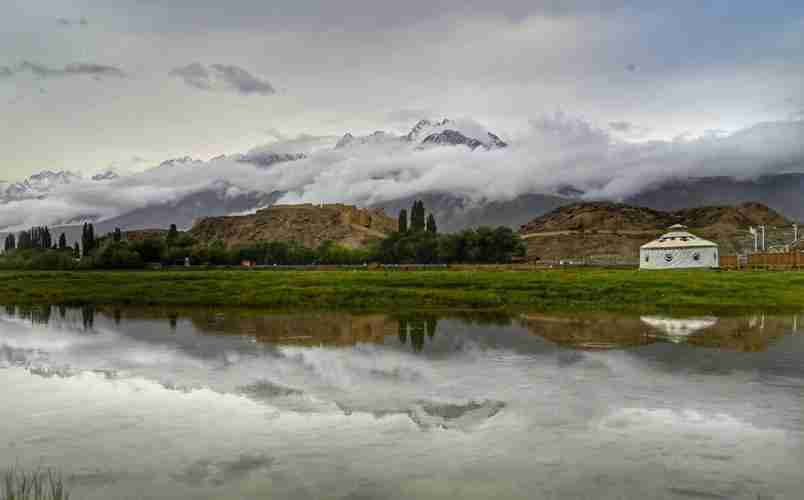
[0,201,525,270]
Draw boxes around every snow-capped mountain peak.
[1,170,82,203]
[335,131,396,150]
[26,169,81,187]
[235,151,307,168]
[412,118,508,150]
[405,118,451,142]
[91,170,120,182]
[332,118,507,153]
[157,156,203,168]
[335,133,355,149]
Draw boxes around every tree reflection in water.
[395,316,439,353]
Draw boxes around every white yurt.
[640,224,719,270]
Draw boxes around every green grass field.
[0,268,803,315]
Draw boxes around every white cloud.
[1,115,801,232]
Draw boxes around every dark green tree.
[81,223,96,256]
[17,230,32,250]
[426,214,437,234]
[398,209,408,233]
[58,233,68,250]
[73,242,81,259]
[113,228,123,243]
[167,224,179,246]
[410,200,426,232]
[4,233,15,252]
[129,238,166,263]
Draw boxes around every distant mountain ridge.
[336,118,508,152]
[3,117,803,243]
[0,170,81,202]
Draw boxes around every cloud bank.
[9,61,126,79]
[170,63,275,95]
[0,115,802,232]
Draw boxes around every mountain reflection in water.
[5,305,797,353]
[1,305,802,500]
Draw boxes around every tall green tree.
[73,242,81,259]
[426,214,437,234]
[167,224,179,246]
[17,230,31,250]
[113,228,123,243]
[410,200,426,232]
[4,233,15,252]
[398,209,408,233]
[58,233,68,250]
[81,223,96,256]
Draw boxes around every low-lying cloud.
[1,114,802,232]
[57,17,89,27]
[12,61,126,79]
[170,63,275,95]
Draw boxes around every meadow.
[1,268,803,315]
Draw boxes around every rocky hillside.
[519,202,794,262]
[627,173,804,222]
[190,203,397,249]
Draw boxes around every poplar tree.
[426,214,437,234]
[17,230,31,250]
[4,233,15,252]
[410,200,426,232]
[82,223,96,256]
[58,233,68,250]
[398,209,408,233]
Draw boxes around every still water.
[1,306,803,499]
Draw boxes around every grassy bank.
[1,269,803,315]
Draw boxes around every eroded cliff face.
[190,203,396,249]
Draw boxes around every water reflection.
[1,306,802,500]
[2,305,800,353]
[397,317,438,353]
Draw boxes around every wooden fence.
[721,252,803,270]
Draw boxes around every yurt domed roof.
[641,225,718,250]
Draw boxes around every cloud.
[1,115,802,232]
[57,17,88,27]
[168,62,211,90]
[170,63,275,95]
[209,64,275,95]
[14,61,126,79]
[608,121,632,132]
[608,121,651,139]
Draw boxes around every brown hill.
[519,202,793,263]
[124,228,168,242]
[190,203,396,249]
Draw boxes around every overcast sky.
[1,0,803,180]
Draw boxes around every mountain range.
[1,117,803,245]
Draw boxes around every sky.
[2,0,803,181]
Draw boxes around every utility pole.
[760,225,766,252]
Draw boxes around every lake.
[1,306,802,499]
